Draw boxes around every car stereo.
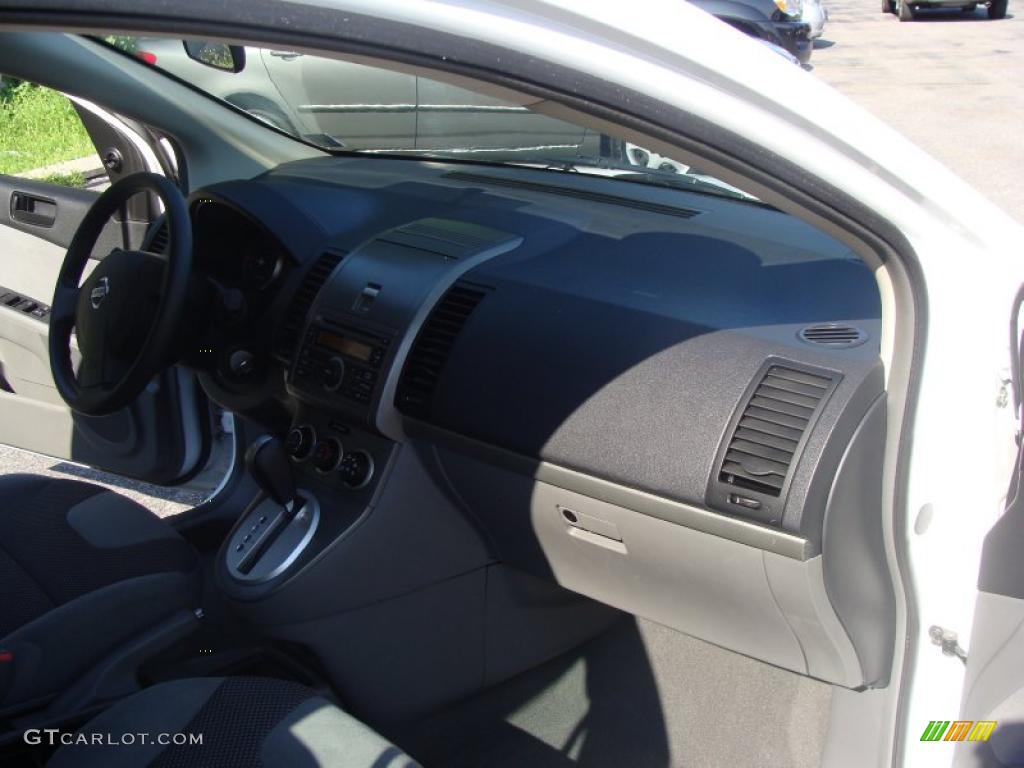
[293,322,390,406]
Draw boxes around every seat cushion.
[0,474,199,708]
[48,677,421,768]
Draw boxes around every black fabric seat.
[0,474,200,712]
[48,676,421,767]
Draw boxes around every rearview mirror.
[182,41,245,73]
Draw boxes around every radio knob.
[284,425,315,461]
[312,437,343,473]
[323,356,346,392]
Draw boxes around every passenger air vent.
[709,361,840,525]
[147,221,169,254]
[274,250,345,360]
[798,324,867,349]
[444,171,702,220]
[396,281,489,418]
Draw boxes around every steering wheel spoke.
[76,348,106,389]
[49,283,79,324]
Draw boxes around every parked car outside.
[687,0,812,65]
[129,37,599,157]
[802,0,828,39]
[882,0,1007,20]
[758,38,802,63]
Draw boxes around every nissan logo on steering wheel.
[90,277,110,310]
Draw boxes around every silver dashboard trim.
[227,491,321,584]
[374,230,523,442]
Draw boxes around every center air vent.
[147,220,169,254]
[798,324,867,349]
[396,282,489,419]
[709,361,840,525]
[275,250,345,360]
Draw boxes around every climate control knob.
[311,437,343,473]
[323,356,346,392]
[337,450,374,489]
[284,425,316,461]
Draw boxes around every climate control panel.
[285,422,378,490]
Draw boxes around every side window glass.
[0,77,104,188]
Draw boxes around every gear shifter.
[227,435,321,581]
[245,436,298,512]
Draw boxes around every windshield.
[97,35,759,203]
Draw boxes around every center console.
[212,216,608,719]
[218,218,521,596]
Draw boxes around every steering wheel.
[49,173,192,416]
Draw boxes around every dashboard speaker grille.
[396,281,489,418]
[718,363,837,498]
[275,250,345,360]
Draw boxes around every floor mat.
[395,617,832,768]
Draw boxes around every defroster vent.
[711,361,840,523]
[396,281,489,418]
[798,324,867,349]
[274,250,345,360]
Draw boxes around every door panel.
[0,175,99,249]
[0,90,208,486]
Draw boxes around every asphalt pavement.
[810,0,1024,224]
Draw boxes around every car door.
[259,48,416,150]
[953,304,1024,767]
[0,85,209,484]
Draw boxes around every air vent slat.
[744,406,809,431]
[748,395,814,421]
[721,463,785,486]
[761,374,827,397]
[724,448,790,476]
[798,324,867,349]
[765,367,833,388]
[720,462,785,494]
[756,384,821,409]
[737,416,804,442]
[732,428,798,454]
[147,221,169,254]
[276,250,345,359]
[717,362,838,502]
[396,281,489,418]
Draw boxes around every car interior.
[0,22,940,768]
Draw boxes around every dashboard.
[190,155,894,689]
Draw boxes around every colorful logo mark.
[921,721,997,742]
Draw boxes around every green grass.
[40,170,87,188]
[0,83,96,176]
